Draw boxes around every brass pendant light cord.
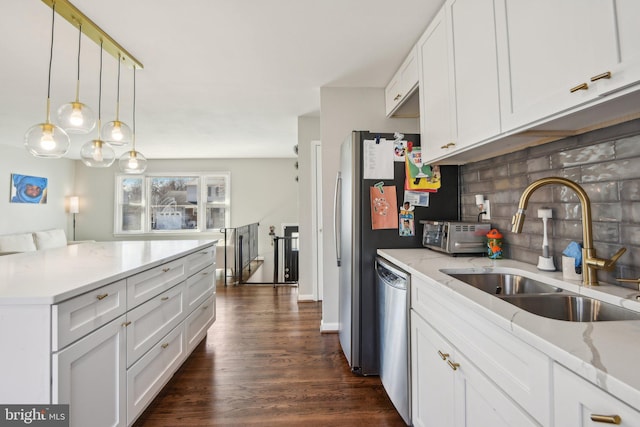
[74,23,82,101]
[115,54,122,120]
[45,3,56,120]
[132,67,136,150]
[97,41,103,130]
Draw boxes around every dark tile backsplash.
[460,119,640,288]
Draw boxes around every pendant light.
[56,23,96,134]
[80,42,115,167]
[118,67,147,174]
[24,3,70,158]
[102,54,132,145]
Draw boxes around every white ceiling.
[0,0,442,159]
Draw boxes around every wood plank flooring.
[133,285,406,426]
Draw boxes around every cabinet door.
[186,294,215,352]
[593,0,640,97]
[418,7,456,158]
[52,315,126,427]
[448,0,501,148]
[554,363,640,427]
[495,0,616,131]
[454,351,539,427]
[386,47,420,117]
[411,310,455,427]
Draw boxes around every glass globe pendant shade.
[118,149,147,174]
[80,139,115,167]
[57,101,96,133]
[24,122,70,158]
[103,120,132,146]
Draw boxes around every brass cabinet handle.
[570,82,589,93]
[162,267,171,273]
[590,414,621,424]
[161,343,169,349]
[202,305,209,310]
[440,142,456,150]
[394,93,402,101]
[447,360,460,371]
[161,296,169,301]
[122,321,132,327]
[440,144,449,149]
[590,71,612,82]
[437,350,449,360]
[96,293,109,300]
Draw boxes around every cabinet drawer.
[186,265,215,312]
[126,282,186,367]
[186,245,215,277]
[554,363,640,427]
[52,280,127,351]
[412,276,552,425]
[126,324,186,426]
[186,294,215,352]
[127,257,186,308]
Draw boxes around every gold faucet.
[511,177,626,286]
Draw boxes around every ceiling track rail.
[41,0,144,69]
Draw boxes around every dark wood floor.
[133,285,406,426]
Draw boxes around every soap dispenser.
[536,208,556,271]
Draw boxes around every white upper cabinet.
[495,0,626,131]
[447,0,501,149]
[418,0,501,164]
[385,46,420,117]
[417,7,456,157]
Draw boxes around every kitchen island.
[0,240,217,426]
[379,248,640,427]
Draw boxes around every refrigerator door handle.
[334,171,342,267]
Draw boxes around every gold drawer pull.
[202,305,209,310]
[161,343,169,349]
[437,350,449,360]
[162,267,171,273]
[590,414,621,424]
[161,296,169,301]
[122,321,132,327]
[440,144,449,149]
[447,360,460,371]
[590,71,611,82]
[393,93,402,101]
[96,293,109,300]
[570,82,589,93]
[200,251,209,254]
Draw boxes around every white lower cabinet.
[411,310,538,427]
[52,315,127,427]
[554,363,640,427]
[127,324,186,425]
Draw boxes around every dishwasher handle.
[376,257,408,290]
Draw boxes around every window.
[115,172,230,235]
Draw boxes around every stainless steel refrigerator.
[334,131,459,376]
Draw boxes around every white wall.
[0,145,76,236]
[297,115,321,301]
[73,157,299,281]
[319,87,419,331]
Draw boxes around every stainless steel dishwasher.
[376,256,410,425]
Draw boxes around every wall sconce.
[69,196,79,241]
[24,3,71,158]
[475,194,491,221]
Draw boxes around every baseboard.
[320,321,339,333]
[297,294,316,302]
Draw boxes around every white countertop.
[378,248,640,411]
[0,240,216,305]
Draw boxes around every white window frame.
[114,172,231,236]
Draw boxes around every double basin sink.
[442,271,640,322]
